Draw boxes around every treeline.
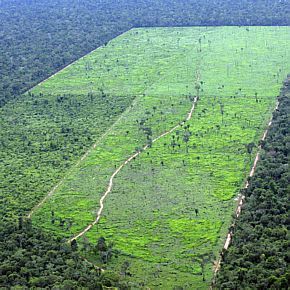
[1,1,289,287]
[0,90,134,287]
[1,0,290,105]
[0,92,134,219]
[0,218,128,288]
[216,76,290,289]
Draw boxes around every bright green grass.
[32,26,290,288]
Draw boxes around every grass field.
[31,27,290,288]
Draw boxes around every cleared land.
[30,27,289,288]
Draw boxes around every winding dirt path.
[212,99,280,284]
[27,97,139,219]
[67,94,200,243]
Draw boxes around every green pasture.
[31,26,289,288]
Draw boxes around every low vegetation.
[1,2,289,288]
[28,27,290,288]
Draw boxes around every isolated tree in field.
[100,244,114,264]
[59,218,65,228]
[195,83,201,96]
[188,94,195,103]
[147,138,153,148]
[121,261,130,276]
[183,130,192,153]
[143,126,153,147]
[246,142,255,154]
[97,237,108,252]
[51,210,55,224]
[219,102,225,122]
[66,219,73,231]
[82,236,91,252]
[170,135,177,152]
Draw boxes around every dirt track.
[212,100,280,280]
[27,97,139,219]
[67,94,200,243]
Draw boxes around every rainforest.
[0,1,289,289]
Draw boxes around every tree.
[120,261,130,277]
[246,142,255,154]
[70,239,78,251]
[18,216,23,230]
[183,130,192,153]
[216,78,289,289]
[97,237,107,253]
[50,210,55,225]
[219,102,225,122]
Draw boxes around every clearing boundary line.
[27,96,140,219]
[211,98,280,287]
[28,44,203,221]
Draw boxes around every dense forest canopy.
[0,1,289,288]
[0,0,290,105]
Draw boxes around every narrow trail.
[28,70,200,220]
[211,99,280,285]
[80,255,104,274]
[67,94,200,243]
[68,66,202,243]
[27,97,139,219]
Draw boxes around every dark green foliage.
[0,1,289,287]
[0,92,134,219]
[216,77,290,289]
[0,219,104,288]
[1,0,289,105]
[97,237,108,253]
